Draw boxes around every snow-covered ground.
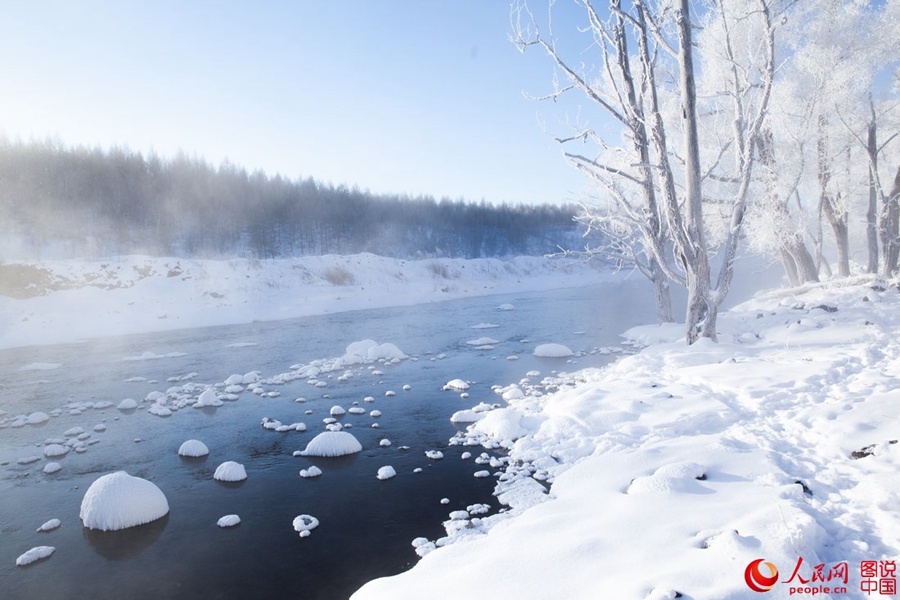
[0,253,610,349]
[353,276,900,600]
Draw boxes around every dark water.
[0,282,658,600]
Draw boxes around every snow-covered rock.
[36,519,61,532]
[533,343,574,357]
[376,466,397,480]
[16,546,55,566]
[299,466,323,478]
[292,514,319,538]
[178,439,210,457]
[217,514,241,528]
[80,471,169,531]
[298,431,362,457]
[443,379,470,391]
[213,461,247,482]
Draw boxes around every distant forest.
[0,140,581,259]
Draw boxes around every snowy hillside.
[353,277,900,600]
[0,253,610,349]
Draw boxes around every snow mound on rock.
[178,439,210,457]
[293,514,319,538]
[217,514,241,528]
[443,379,470,391]
[299,431,362,457]
[214,461,247,482]
[376,466,397,480]
[80,471,169,531]
[16,546,55,566]
[337,339,407,366]
[37,519,61,532]
[533,343,574,357]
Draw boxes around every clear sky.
[0,0,593,205]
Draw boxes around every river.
[0,280,659,599]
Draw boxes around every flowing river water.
[0,280,660,599]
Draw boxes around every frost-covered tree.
[514,0,779,344]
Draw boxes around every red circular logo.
[745,558,779,593]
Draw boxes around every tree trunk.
[866,113,879,273]
[649,257,674,323]
[675,0,715,344]
[822,193,850,277]
[884,165,900,276]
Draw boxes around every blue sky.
[0,0,592,205]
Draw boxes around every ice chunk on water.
[298,431,362,457]
[214,461,247,482]
[43,462,62,474]
[178,439,209,457]
[425,450,444,460]
[80,471,169,531]
[16,546,55,566]
[329,405,346,416]
[117,398,138,410]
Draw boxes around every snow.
[532,343,574,358]
[16,546,55,566]
[351,278,900,600]
[26,411,50,424]
[43,444,69,458]
[298,431,363,457]
[376,466,397,480]
[0,254,606,349]
[37,519,61,532]
[80,471,169,531]
[449,409,485,424]
[292,514,319,538]
[299,466,322,478]
[178,439,210,458]
[217,514,241,528]
[337,339,408,367]
[213,461,247,482]
[442,379,470,391]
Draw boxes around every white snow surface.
[80,471,169,531]
[0,254,607,349]
[352,278,900,600]
[299,431,363,457]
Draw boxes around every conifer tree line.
[0,139,580,259]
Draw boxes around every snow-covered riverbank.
[353,276,900,600]
[0,253,611,349]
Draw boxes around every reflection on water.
[83,515,170,560]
